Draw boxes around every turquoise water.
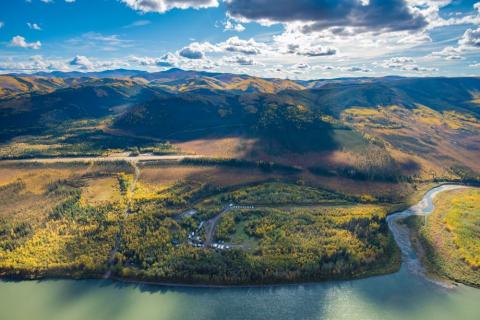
[1,270,479,320]
[1,185,479,320]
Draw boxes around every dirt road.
[0,154,203,164]
[103,160,140,279]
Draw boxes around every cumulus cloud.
[225,0,427,33]
[158,53,179,66]
[292,63,310,69]
[379,56,437,72]
[289,63,312,73]
[0,56,69,73]
[431,46,463,60]
[129,56,159,66]
[0,22,4,29]
[313,65,373,73]
[27,22,42,30]
[459,27,480,48]
[343,66,372,72]
[423,1,480,29]
[10,36,41,49]
[121,0,219,13]
[129,53,178,67]
[222,36,265,55]
[402,65,438,72]
[397,32,431,44]
[381,56,415,68]
[223,19,245,32]
[179,44,205,59]
[70,55,94,69]
[177,37,265,62]
[224,55,255,65]
[296,46,337,57]
[178,41,226,60]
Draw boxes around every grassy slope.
[407,188,480,287]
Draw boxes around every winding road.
[204,206,234,246]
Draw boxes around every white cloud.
[10,36,42,49]
[380,56,416,68]
[177,41,220,60]
[66,32,133,51]
[343,66,372,73]
[223,19,245,32]
[397,32,431,44]
[309,65,372,73]
[129,53,178,67]
[459,27,480,49]
[121,0,219,13]
[124,20,151,28]
[431,46,464,60]
[0,56,69,73]
[27,22,42,30]
[129,56,159,66]
[290,63,311,74]
[222,36,265,55]
[379,56,438,72]
[224,55,255,65]
[0,21,4,29]
[69,55,94,69]
[293,63,310,69]
[296,46,337,57]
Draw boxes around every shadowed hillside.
[0,70,479,181]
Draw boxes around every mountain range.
[0,68,479,181]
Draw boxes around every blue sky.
[0,0,479,79]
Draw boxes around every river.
[1,185,479,320]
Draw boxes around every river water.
[1,185,479,320]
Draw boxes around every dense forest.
[0,162,400,284]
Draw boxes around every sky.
[0,0,480,79]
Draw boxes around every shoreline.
[0,262,400,290]
[2,183,478,290]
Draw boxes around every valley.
[0,69,479,287]
[3,0,480,318]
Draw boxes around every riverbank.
[0,245,400,288]
[402,187,480,288]
[2,178,472,287]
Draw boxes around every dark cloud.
[226,0,426,33]
[225,55,255,65]
[297,46,337,56]
[179,47,204,59]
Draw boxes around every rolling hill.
[0,68,479,181]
